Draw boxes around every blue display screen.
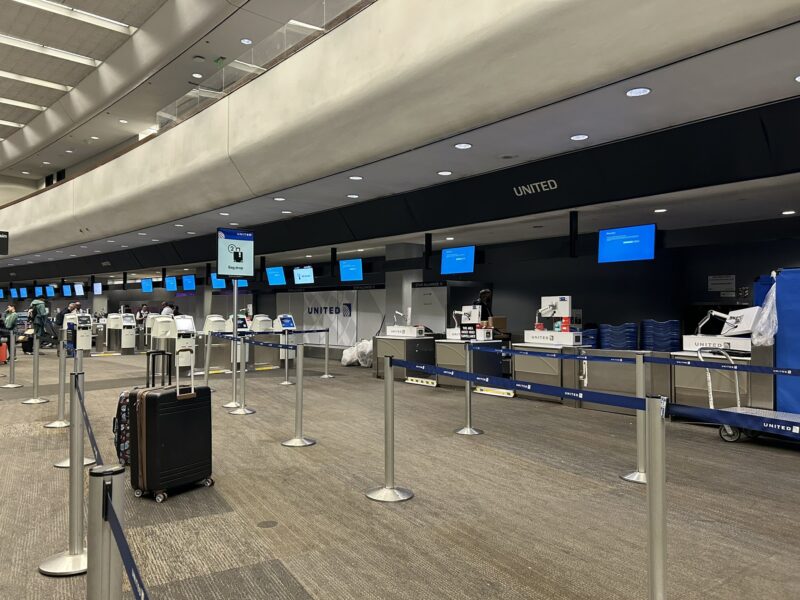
[93,282,102,295]
[211,272,226,289]
[34,286,43,297]
[237,279,248,288]
[266,267,286,286]
[0,289,4,299]
[598,224,656,263]
[165,276,177,291]
[440,246,476,275]
[10,288,18,299]
[19,287,28,298]
[293,266,314,285]
[46,286,55,298]
[62,285,72,297]
[339,258,363,282]
[74,283,84,296]
[182,275,196,291]
[140,278,153,293]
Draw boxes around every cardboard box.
[488,316,507,330]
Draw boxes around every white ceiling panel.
[0,45,92,86]
[57,0,168,28]
[0,103,38,124]
[0,77,65,105]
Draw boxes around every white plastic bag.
[356,339,373,368]
[341,345,359,366]
[752,283,778,346]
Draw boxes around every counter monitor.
[339,258,363,282]
[441,245,476,275]
[46,286,55,298]
[34,286,43,297]
[182,274,196,291]
[74,283,85,296]
[237,279,248,288]
[266,266,286,286]
[598,224,656,263]
[165,276,178,292]
[293,266,314,285]
[10,288,18,299]
[211,272,226,289]
[62,284,72,297]
[140,278,153,293]
[0,289,3,299]
[19,287,28,299]
[93,282,103,295]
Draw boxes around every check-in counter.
[670,346,773,410]
[374,336,436,381]
[576,349,671,415]
[435,339,503,387]
[511,344,582,404]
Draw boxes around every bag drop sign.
[217,228,254,276]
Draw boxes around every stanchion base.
[38,548,87,576]
[44,420,70,429]
[279,381,295,386]
[222,401,240,408]
[320,374,335,379]
[365,486,414,503]
[228,406,255,415]
[282,437,316,447]
[620,471,647,484]
[455,426,484,436]
[54,456,95,469]
[22,397,49,404]
[1,383,23,388]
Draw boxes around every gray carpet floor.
[0,351,798,599]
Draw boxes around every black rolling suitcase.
[130,350,214,503]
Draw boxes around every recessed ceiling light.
[0,32,99,66]
[90,135,99,140]
[183,268,189,271]
[0,118,27,128]
[107,240,115,243]
[349,175,363,181]
[273,197,286,202]
[626,87,651,97]
[438,171,452,176]
[47,257,53,260]
[782,210,796,216]
[445,236,454,241]
[240,38,253,45]
[347,194,359,199]
[229,222,239,226]
[69,254,76,257]
[93,250,101,253]
[118,119,128,124]
[305,254,312,258]
[795,75,800,83]
[65,149,73,153]
[137,232,147,236]
[357,248,364,252]
[0,68,72,92]
[21,170,30,174]
[80,245,87,248]
[192,73,203,79]
[151,239,159,242]
[570,134,589,141]
[0,96,46,111]
[187,231,196,235]
[281,210,292,214]
[219,212,229,216]
[34,254,40,257]
[55,250,63,253]
[174,223,184,227]
[654,209,667,213]
[454,143,472,150]
[42,161,50,165]
[120,245,128,248]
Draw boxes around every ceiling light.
[137,232,147,236]
[93,250,101,253]
[273,197,286,202]
[654,209,668,213]
[240,38,253,45]
[305,254,313,258]
[219,212,229,216]
[445,236,454,241]
[34,254,40,257]
[174,224,184,227]
[438,171,452,176]
[347,194,359,199]
[229,222,239,226]
[795,75,800,83]
[357,248,364,252]
[0,97,46,111]
[281,210,292,214]
[192,73,203,79]
[151,239,159,242]
[454,143,472,150]
[90,135,99,140]
[120,245,128,248]
[349,176,363,181]
[0,118,24,128]
[118,119,128,124]
[570,134,589,141]
[11,0,135,35]
[21,170,30,175]
[0,69,71,91]
[69,254,76,257]
[626,87,651,97]
[287,19,324,32]
[0,33,100,67]
[42,161,50,165]
[65,149,73,153]
[80,245,87,248]
[55,250,62,253]
[107,240,115,243]
[183,268,189,271]
[782,210,796,216]
[186,231,196,235]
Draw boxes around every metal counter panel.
[435,340,503,387]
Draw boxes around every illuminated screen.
[237,279,248,288]
[93,282,103,295]
[598,224,656,263]
[266,267,286,286]
[293,266,314,285]
[182,275,196,291]
[62,284,72,297]
[140,278,153,293]
[0,289,3,299]
[339,258,363,282]
[165,276,177,291]
[74,283,85,296]
[440,246,476,275]
[211,272,226,289]
[10,288,18,299]
[46,286,55,298]
[19,287,28,299]
[34,286,43,297]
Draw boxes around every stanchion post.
[87,464,125,600]
[455,348,483,435]
[45,339,70,428]
[22,334,49,404]
[1,330,22,388]
[203,332,213,389]
[321,329,334,379]
[621,353,647,484]
[229,336,254,415]
[646,395,667,600]
[54,350,95,468]
[280,331,294,386]
[39,368,89,576]
[223,279,241,408]
[282,344,314,446]
[366,356,413,503]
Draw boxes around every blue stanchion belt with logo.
[211,332,296,351]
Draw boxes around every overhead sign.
[0,231,7,255]
[217,228,254,277]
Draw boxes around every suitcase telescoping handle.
[146,350,173,387]
[175,348,195,400]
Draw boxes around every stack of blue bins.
[598,323,639,350]
[582,328,598,348]
[640,319,681,352]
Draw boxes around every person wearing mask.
[160,302,174,316]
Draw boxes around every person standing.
[160,302,174,316]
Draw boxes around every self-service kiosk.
[65,313,93,352]
[201,315,229,374]
[250,314,280,368]
[174,315,196,376]
[225,314,252,371]
[106,313,136,355]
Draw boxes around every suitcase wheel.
[155,492,168,503]
[133,489,143,498]
[203,478,215,488]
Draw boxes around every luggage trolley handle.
[175,348,195,399]
[146,350,173,388]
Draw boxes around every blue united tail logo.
[342,303,352,317]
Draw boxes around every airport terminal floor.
[1,350,798,599]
